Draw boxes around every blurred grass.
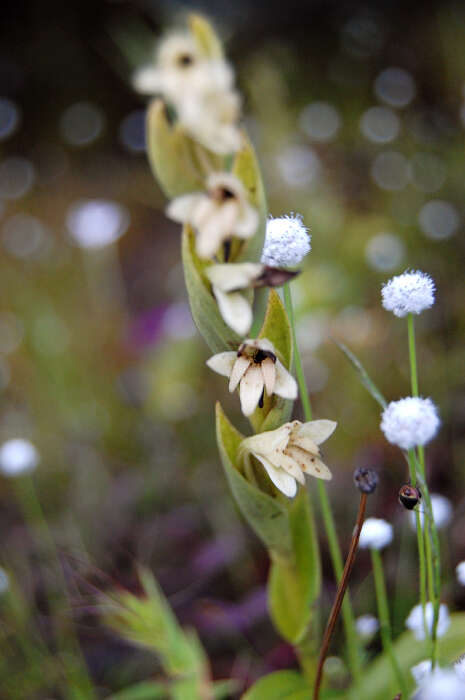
[0,0,464,697]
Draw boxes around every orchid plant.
[99,14,465,700]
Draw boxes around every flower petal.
[285,445,332,480]
[296,420,337,446]
[229,355,251,393]
[206,351,237,378]
[240,423,294,458]
[166,193,202,223]
[239,364,264,416]
[206,263,263,292]
[235,202,259,238]
[252,453,298,497]
[274,361,298,400]
[261,357,276,396]
[213,287,253,336]
[132,66,164,94]
[270,450,305,484]
[196,201,238,258]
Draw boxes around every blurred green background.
[0,0,464,696]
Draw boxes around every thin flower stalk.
[283,282,362,685]
[371,548,408,698]
[313,490,368,700]
[407,313,442,666]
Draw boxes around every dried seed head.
[253,266,300,288]
[353,467,379,494]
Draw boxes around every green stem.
[407,314,419,397]
[406,315,442,667]
[283,283,362,685]
[407,449,428,642]
[371,549,407,698]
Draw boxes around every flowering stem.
[283,282,362,685]
[406,315,442,666]
[407,449,428,642]
[407,313,419,398]
[313,492,367,700]
[371,549,407,698]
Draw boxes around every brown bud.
[353,467,379,494]
[398,484,421,510]
[253,266,300,288]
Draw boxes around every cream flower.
[166,172,258,259]
[207,338,297,416]
[133,33,241,154]
[205,263,263,336]
[239,419,336,497]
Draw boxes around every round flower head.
[405,601,450,641]
[411,659,432,685]
[261,214,311,268]
[355,614,379,640]
[359,518,393,550]
[381,269,435,317]
[409,493,452,531]
[455,655,465,682]
[0,438,39,476]
[380,396,440,450]
[456,561,465,586]
[416,668,465,699]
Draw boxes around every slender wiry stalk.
[407,449,428,642]
[14,475,95,698]
[371,549,408,698]
[283,283,361,684]
[313,492,367,700]
[407,314,441,665]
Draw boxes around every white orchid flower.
[205,263,263,336]
[207,338,297,416]
[166,172,258,259]
[239,419,336,497]
[133,33,241,154]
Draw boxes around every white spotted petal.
[239,364,264,416]
[206,351,236,378]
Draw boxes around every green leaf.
[242,671,309,700]
[146,100,221,199]
[215,402,292,559]
[102,568,204,680]
[268,488,321,643]
[249,289,294,432]
[182,225,242,353]
[233,135,267,265]
[334,340,387,409]
[348,612,465,700]
[189,14,223,59]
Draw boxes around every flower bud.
[353,467,378,494]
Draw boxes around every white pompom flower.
[456,562,465,586]
[355,614,379,640]
[261,214,311,268]
[166,172,258,259]
[405,601,450,641]
[207,338,297,416]
[380,397,440,450]
[454,655,465,682]
[415,668,465,699]
[359,518,393,550]
[0,438,39,477]
[381,269,435,317]
[409,493,452,531]
[239,419,336,497]
[411,659,432,685]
